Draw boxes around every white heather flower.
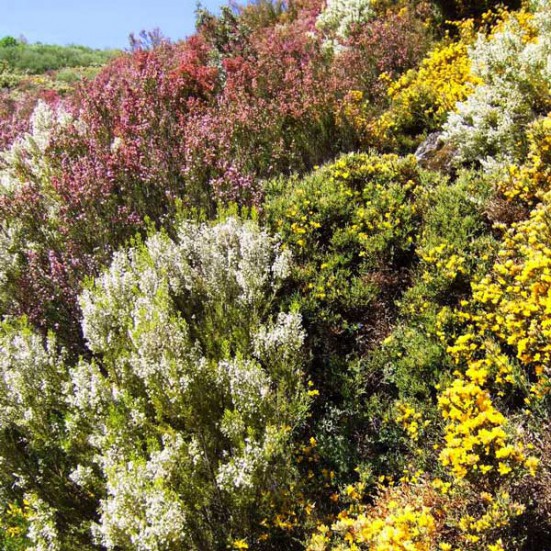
[218,358,271,415]
[25,493,61,551]
[443,8,551,164]
[271,247,292,281]
[98,456,188,551]
[253,312,306,368]
[0,223,22,293]
[69,465,95,489]
[316,0,374,39]
[0,325,67,434]
[216,438,264,490]
[0,101,72,193]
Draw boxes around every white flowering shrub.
[0,223,22,307]
[0,100,71,195]
[0,217,308,549]
[443,8,551,164]
[443,83,533,165]
[25,493,61,551]
[77,218,308,549]
[0,101,75,319]
[316,0,374,39]
[0,321,67,437]
[0,319,94,549]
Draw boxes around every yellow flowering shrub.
[307,480,442,551]
[438,374,528,480]
[266,152,423,337]
[0,501,30,550]
[308,472,529,551]
[468,189,551,400]
[374,40,481,149]
[498,114,551,207]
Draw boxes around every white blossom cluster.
[253,311,306,369]
[96,434,189,551]
[25,493,61,551]
[0,218,307,549]
[316,0,374,39]
[0,101,76,310]
[0,100,72,195]
[0,322,67,437]
[173,217,292,309]
[443,3,551,165]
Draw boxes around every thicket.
[0,37,118,74]
[1,0,551,549]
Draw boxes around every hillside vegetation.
[0,36,118,74]
[0,1,550,549]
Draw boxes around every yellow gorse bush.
[374,40,481,145]
[470,189,551,400]
[387,42,480,121]
[499,114,551,206]
[307,480,441,551]
[437,374,527,480]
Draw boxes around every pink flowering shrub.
[335,3,434,102]
[0,0,435,354]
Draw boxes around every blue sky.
[0,0,228,49]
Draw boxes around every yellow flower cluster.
[429,193,551,487]
[419,242,469,285]
[375,41,481,142]
[355,203,417,256]
[470,190,551,399]
[499,115,551,206]
[328,153,405,183]
[395,401,423,441]
[438,373,527,480]
[308,482,440,551]
[282,186,329,249]
[388,42,480,119]
[0,500,30,541]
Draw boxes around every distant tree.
[0,36,18,48]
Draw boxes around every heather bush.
[0,218,310,549]
[192,5,345,199]
[316,0,375,40]
[0,100,86,346]
[0,39,220,349]
[335,2,434,97]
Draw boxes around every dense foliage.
[0,36,118,74]
[1,0,551,549]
